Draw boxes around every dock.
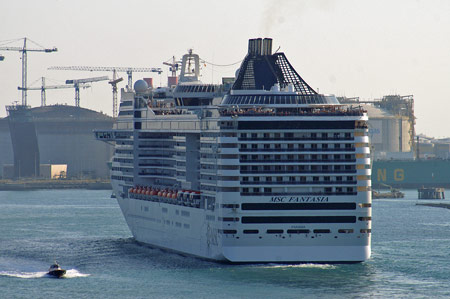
[418,187,445,199]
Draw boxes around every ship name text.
[270,196,329,203]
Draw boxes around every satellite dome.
[235,68,240,78]
[134,80,148,93]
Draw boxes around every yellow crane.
[0,38,57,106]
[48,66,162,117]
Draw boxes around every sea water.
[1,189,450,298]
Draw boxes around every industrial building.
[0,105,114,179]
[339,95,416,160]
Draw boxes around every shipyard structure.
[0,105,113,180]
[340,96,450,188]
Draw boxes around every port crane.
[0,38,57,106]
[163,56,179,77]
[48,66,162,117]
[18,77,90,107]
[65,76,109,107]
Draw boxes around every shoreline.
[0,179,111,191]
[416,202,450,209]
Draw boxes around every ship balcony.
[200,149,218,155]
[138,173,177,179]
[115,144,133,150]
[238,136,354,142]
[217,148,238,155]
[238,148,356,153]
[357,180,371,187]
[139,140,176,145]
[139,149,176,155]
[174,156,186,163]
[356,158,371,165]
[139,165,175,170]
[111,171,134,178]
[216,180,241,187]
[239,159,357,164]
[239,169,357,175]
[218,137,238,143]
[200,168,218,175]
[138,146,176,151]
[112,161,133,167]
[354,136,369,143]
[355,147,370,154]
[138,154,175,160]
[217,169,240,176]
[199,180,217,186]
[200,169,240,176]
[217,159,240,166]
[356,168,371,176]
[137,136,177,142]
[240,180,357,186]
[114,153,134,158]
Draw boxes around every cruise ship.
[96,38,372,263]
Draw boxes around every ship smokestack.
[248,38,256,55]
[262,38,272,55]
[248,38,272,56]
[255,38,262,55]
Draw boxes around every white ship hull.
[114,184,371,263]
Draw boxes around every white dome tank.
[235,68,240,78]
[134,80,148,93]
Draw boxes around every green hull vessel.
[372,159,450,188]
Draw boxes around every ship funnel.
[248,38,258,55]
[262,38,272,55]
[248,38,272,56]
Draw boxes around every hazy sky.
[1,0,450,137]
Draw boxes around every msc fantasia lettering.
[270,196,329,203]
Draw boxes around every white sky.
[1,0,450,137]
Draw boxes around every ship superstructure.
[96,38,372,262]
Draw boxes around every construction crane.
[48,66,162,117]
[109,70,123,117]
[17,77,89,107]
[65,76,109,107]
[0,38,57,106]
[163,56,179,77]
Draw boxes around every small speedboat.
[47,262,66,278]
